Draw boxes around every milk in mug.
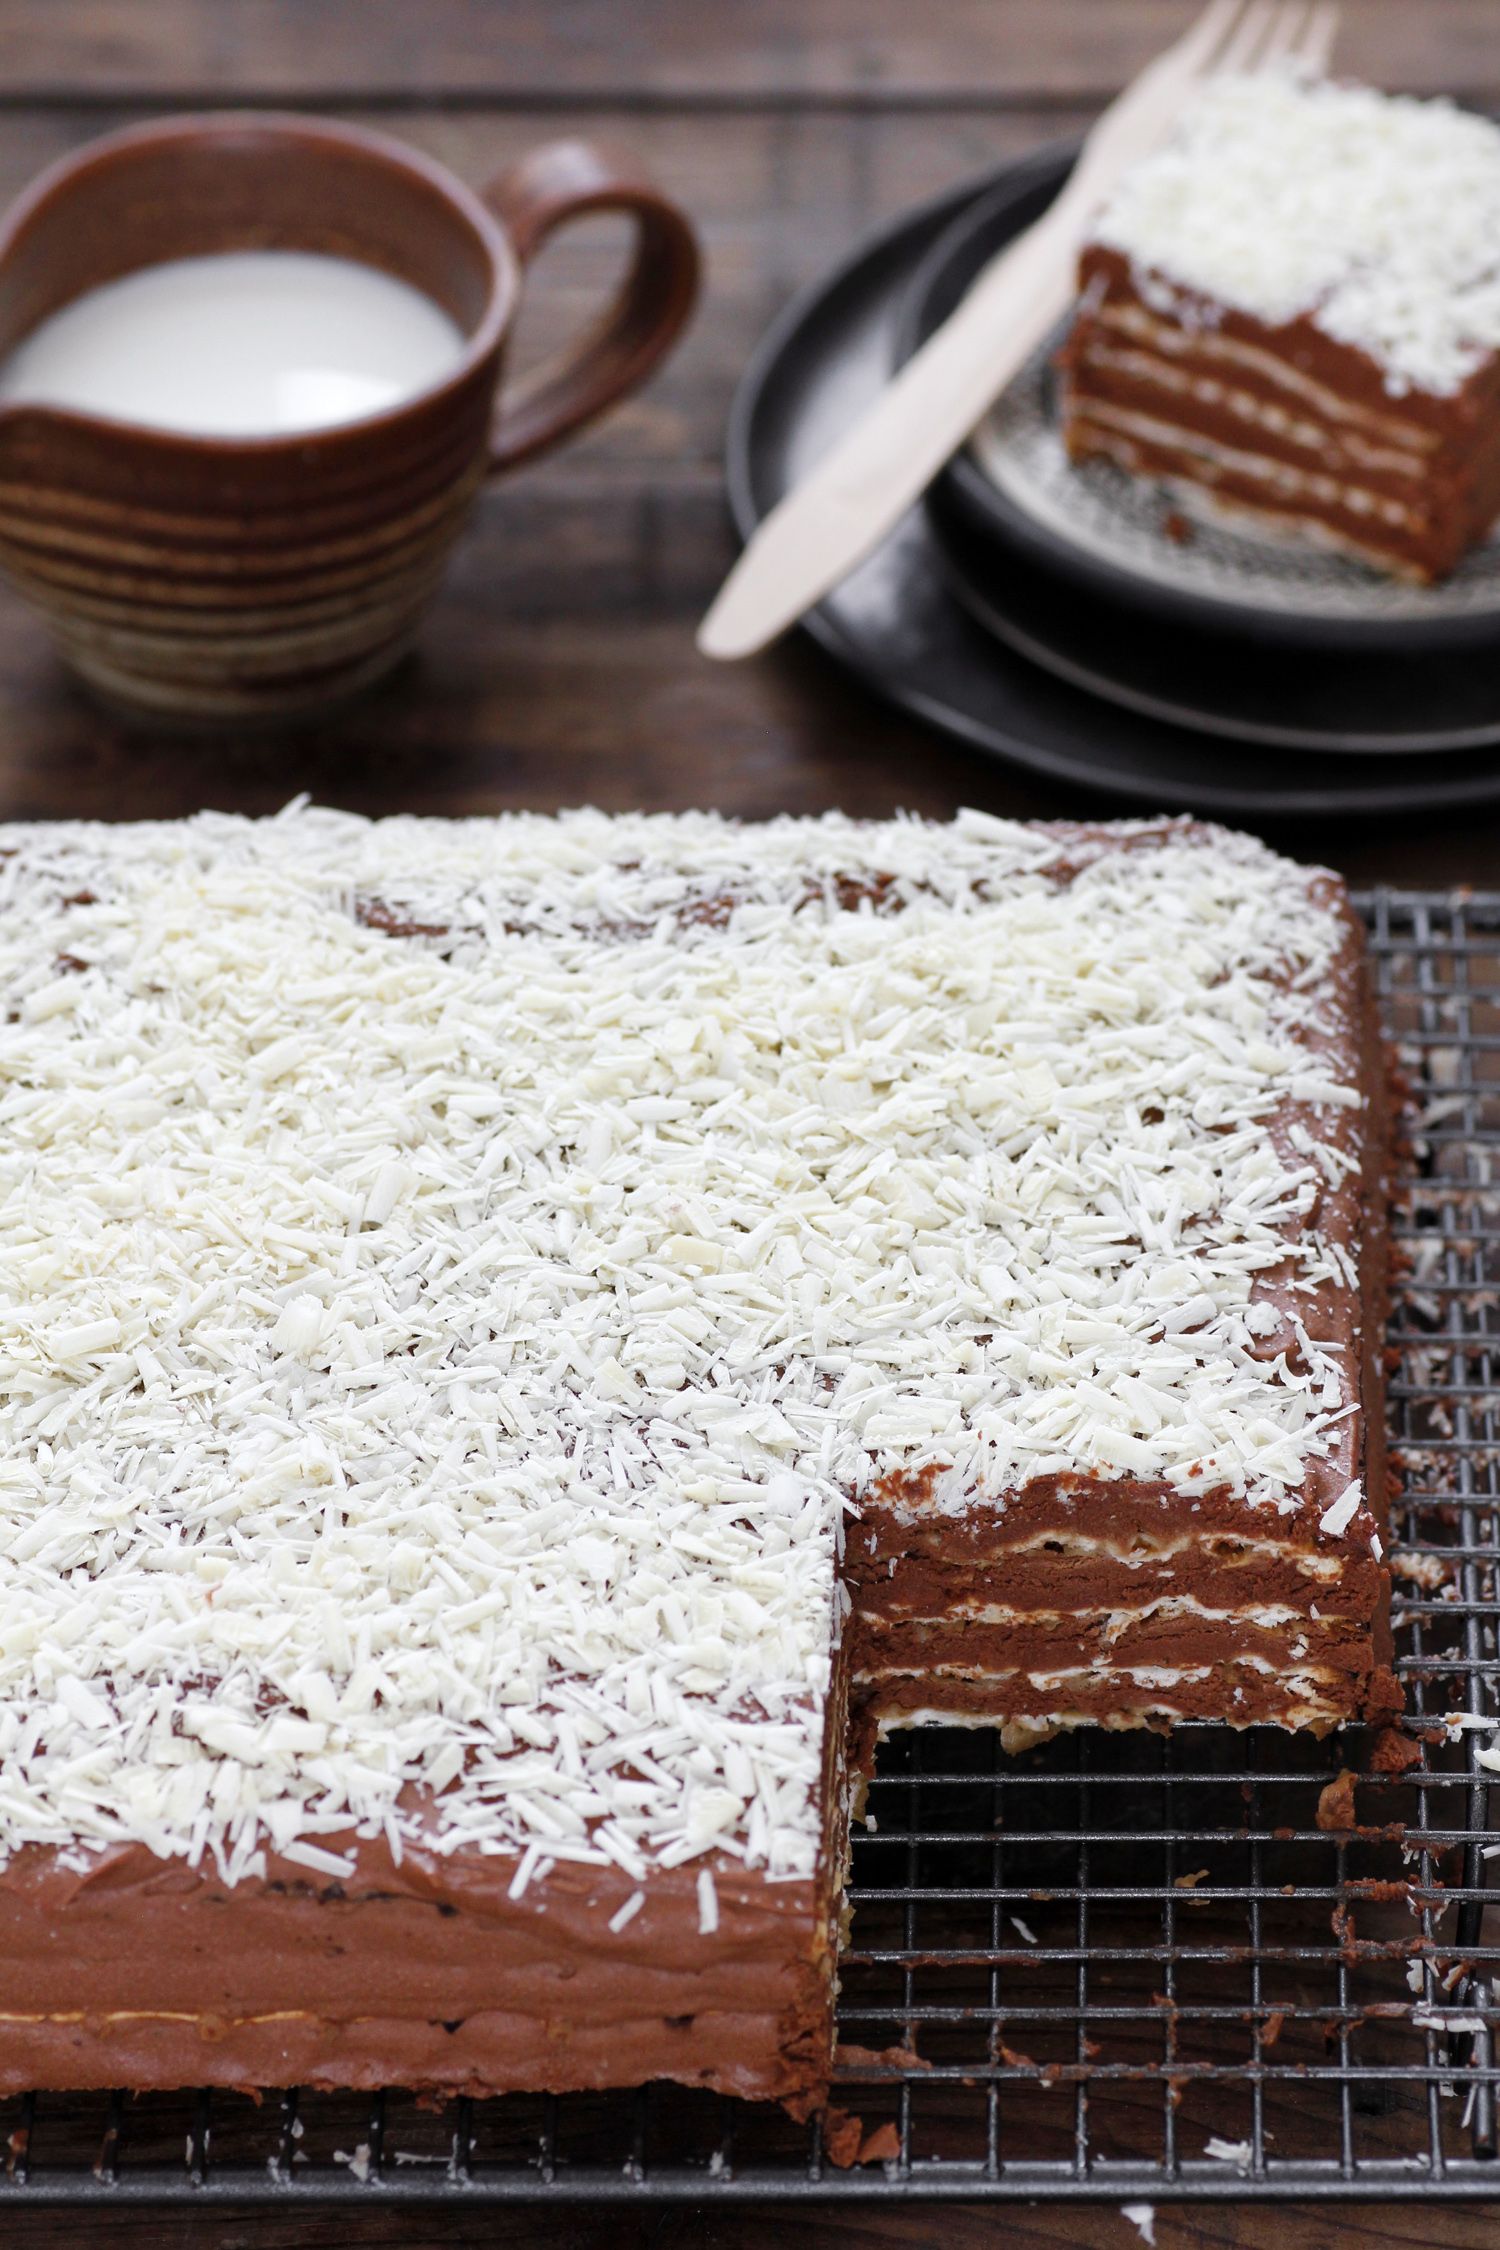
[0,250,467,436]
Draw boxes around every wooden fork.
[698,0,1339,661]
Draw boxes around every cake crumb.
[822,2108,863,2168]
[1317,1770,1359,1831]
[1370,1729,1422,1775]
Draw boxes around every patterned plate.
[902,167,1500,652]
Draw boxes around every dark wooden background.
[0,0,1497,891]
[5,3,1500,2243]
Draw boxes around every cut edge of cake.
[847,874,1398,1751]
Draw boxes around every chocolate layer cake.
[1059,70,1500,581]
[0,808,1394,2106]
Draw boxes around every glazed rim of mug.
[0,111,524,454]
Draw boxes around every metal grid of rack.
[3,889,1499,2205]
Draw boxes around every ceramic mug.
[0,114,699,724]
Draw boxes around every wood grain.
[3,0,1500,105]
[3,2195,1500,2249]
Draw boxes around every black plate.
[725,153,1500,817]
[899,159,1500,655]
[924,483,1500,756]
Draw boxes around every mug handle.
[481,140,699,475]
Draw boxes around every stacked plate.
[727,147,1500,819]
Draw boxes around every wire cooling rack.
[3,888,1500,2207]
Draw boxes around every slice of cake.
[0,808,1395,2106]
[1059,69,1500,581]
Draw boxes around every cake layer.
[0,2007,816,2104]
[1070,303,1442,461]
[848,1500,1389,1679]
[855,1609,1378,1677]
[853,1546,1358,1615]
[1065,298,1442,509]
[0,1841,832,2104]
[869,1657,1393,1751]
[1062,411,1475,581]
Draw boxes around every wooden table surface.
[4,3,1500,2244]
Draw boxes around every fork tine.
[1293,0,1339,73]
[1253,2,1314,65]
[1213,0,1279,74]
[1171,0,1256,77]
[1243,0,1338,77]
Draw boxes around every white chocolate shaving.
[608,1889,645,1934]
[1319,1480,1363,1538]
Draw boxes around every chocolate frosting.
[0,1831,836,2104]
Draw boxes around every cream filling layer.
[1073,342,1429,478]
[862,1595,1344,1633]
[1066,402,1421,528]
[1075,436,1437,578]
[859,1657,1354,1689]
[876,1692,1349,1748]
[869,1529,1347,1581]
[1093,301,1442,447]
